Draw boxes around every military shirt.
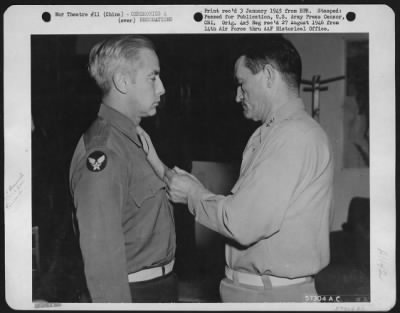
[70,104,176,302]
[186,98,333,279]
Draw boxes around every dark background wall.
[31,34,261,301]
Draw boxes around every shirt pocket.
[130,171,166,207]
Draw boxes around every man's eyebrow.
[148,70,160,76]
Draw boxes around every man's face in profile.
[234,56,268,122]
[125,48,166,121]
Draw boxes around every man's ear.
[262,64,275,88]
[112,71,129,94]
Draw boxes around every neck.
[102,93,141,126]
[263,87,299,123]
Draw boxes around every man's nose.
[235,86,243,103]
[157,77,166,96]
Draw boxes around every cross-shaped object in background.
[302,75,345,121]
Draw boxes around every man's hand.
[165,167,208,204]
[136,126,165,179]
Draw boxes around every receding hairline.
[234,55,247,79]
[234,55,266,82]
[127,47,160,75]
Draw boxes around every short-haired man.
[144,35,333,302]
[69,35,177,303]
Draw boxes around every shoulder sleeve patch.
[87,151,108,172]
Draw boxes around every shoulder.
[272,112,330,149]
[277,112,326,139]
[71,119,126,177]
[84,118,112,150]
[84,118,129,160]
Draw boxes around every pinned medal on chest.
[86,151,107,172]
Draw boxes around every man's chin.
[243,111,259,122]
[243,110,251,119]
[148,108,157,116]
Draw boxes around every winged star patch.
[87,151,107,172]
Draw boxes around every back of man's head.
[240,35,302,92]
[88,35,155,95]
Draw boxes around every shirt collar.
[98,103,141,147]
[273,97,305,124]
[258,97,305,143]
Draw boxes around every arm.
[170,127,322,247]
[72,149,131,302]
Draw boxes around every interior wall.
[286,34,370,231]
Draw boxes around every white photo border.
[4,4,396,311]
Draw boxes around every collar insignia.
[265,117,275,127]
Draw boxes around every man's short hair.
[88,35,155,94]
[241,35,302,91]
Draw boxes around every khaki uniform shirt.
[187,98,333,279]
[70,104,175,302]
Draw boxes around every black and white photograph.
[4,4,396,311]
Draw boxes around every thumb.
[172,166,187,175]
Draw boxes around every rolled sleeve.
[73,149,131,302]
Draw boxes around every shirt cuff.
[187,184,215,215]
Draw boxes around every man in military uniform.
[69,35,177,303]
